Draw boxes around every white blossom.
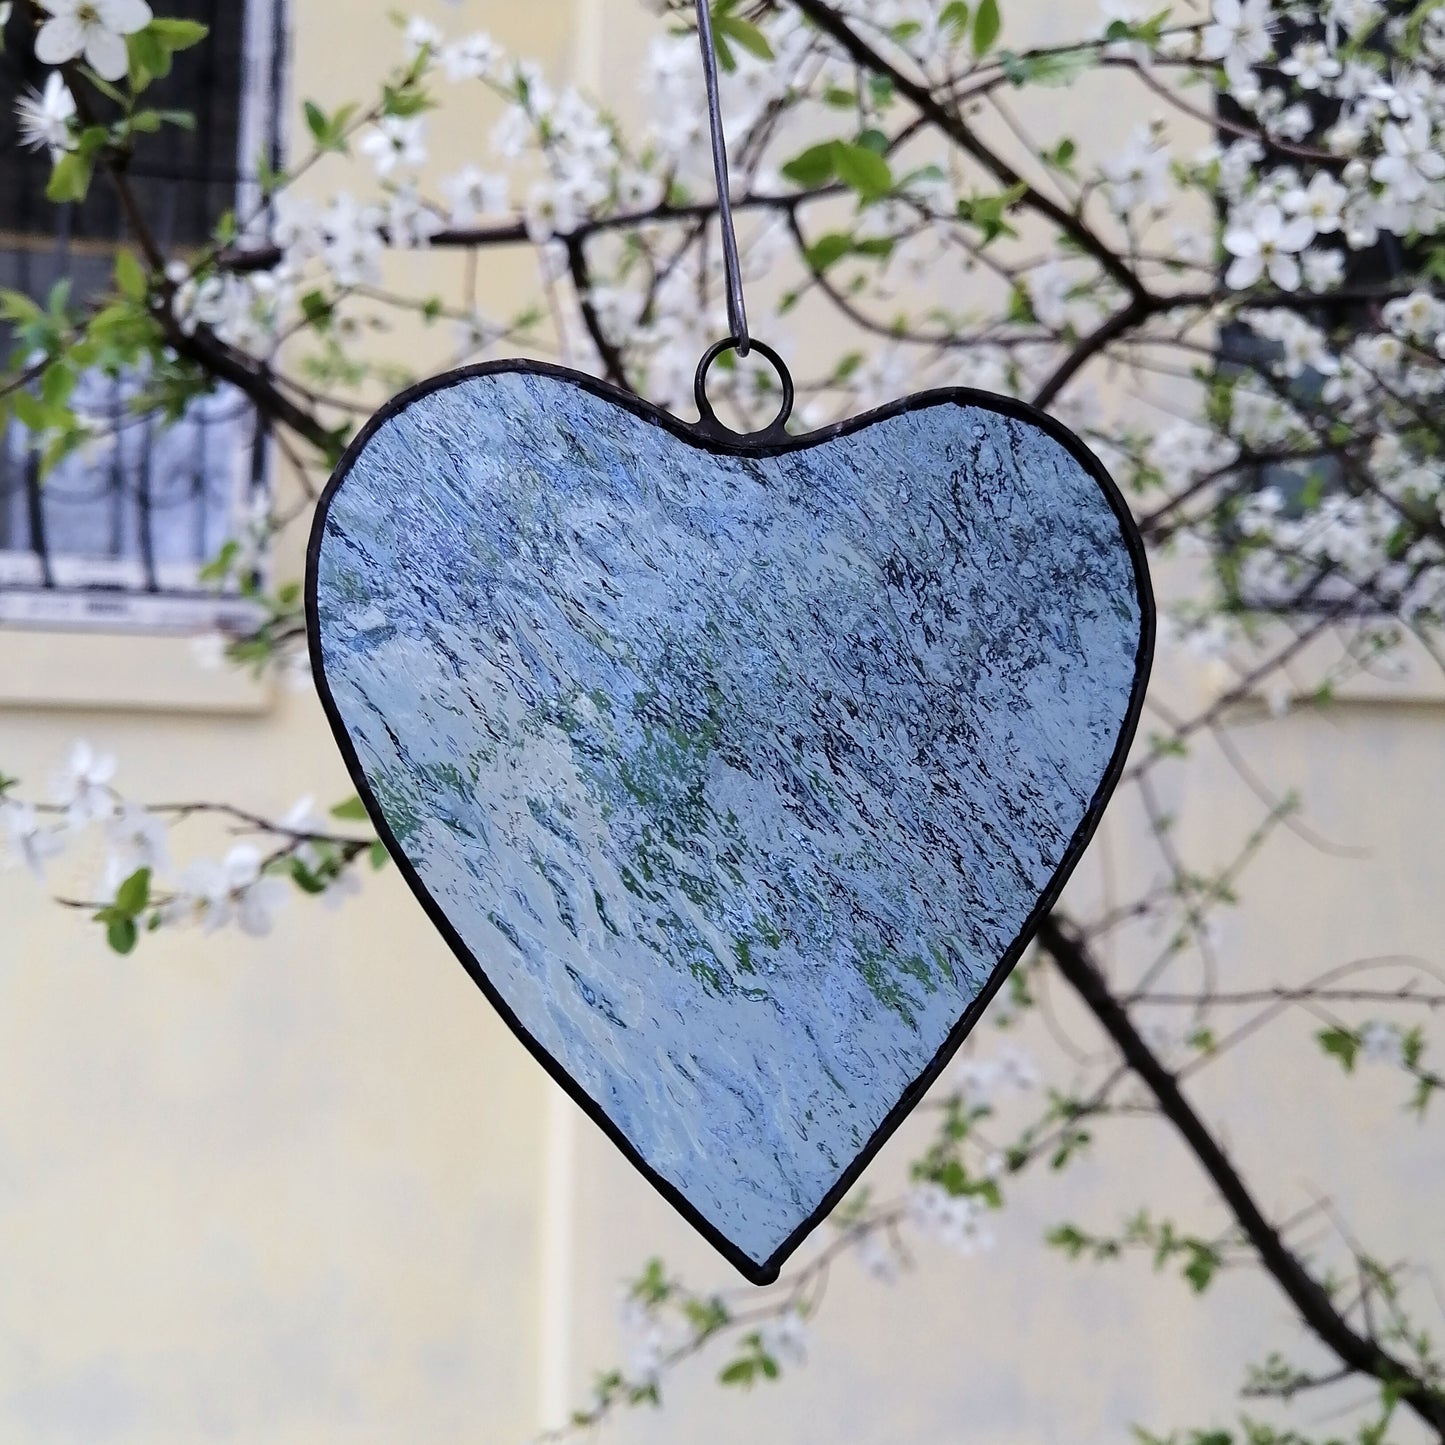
[401,15,441,61]
[320,867,362,912]
[523,178,580,244]
[1283,170,1346,233]
[995,1045,1039,1092]
[907,1184,994,1256]
[1279,40,1341,90]
[359,116,428,178]
[3,801,66,879]
[1101,126,1171,213]
[280,795,325,872]
[320,192,385,287]
[1270,101,1315,141]
[271,194,326,264]
[1026,261,1073,330]
[1384,290,1445,341]
[34,0,153,81]
[440,165,509,226]
[1359,1021,1405,1067]
[14,71,76,159]
[441,31,500,82]
[1200,0,1273,83]
[165,844,285,937]
[624,1325,665,1387]
[759,1309,810,1365]
[855,1228,901,1283]
[1372,112,1445,202]
[1223,204,1315,290]
[50,740,116,826]
[384,185,443,249]
[104,803,169,878]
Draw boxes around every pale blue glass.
[313,369,1144,1272]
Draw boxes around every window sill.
[0,627,273,715]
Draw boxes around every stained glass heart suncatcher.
[306,356,1153,1283]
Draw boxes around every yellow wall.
[2,3,1443,1443]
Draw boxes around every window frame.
[0,0,288,634]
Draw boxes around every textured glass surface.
[314,371,1144,1269]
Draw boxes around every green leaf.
[197,539,239,585]
[107,918,139,955]
[833,141,893,200]
[330,795,370,821]
[710,27,736,71]
[942,0,971,37]
[369,839,390,870]
[1317,1027,1360,1073]
[803,232,855,271]
[780,141,837,189]
[1049,137,1077,172]
[719,1359,757,1386]
[714,11,774,61]
[153,108,197,131]
[957,181,1027,243]
[300,289,334,327]
[381,84,430,118]
[148,17,209,49]
[46,153,93,205]
[0,290,44,328]
[305,100,329,144]
[12,391,49,432]
[126,26,167,88]
[290,858,328,895]
[973,0,1002,54]
[1001,46,1091,86]
[41,362,74,407]
[115,867,152,917]
[114,250,148,303]
[1184,1244,1220,1293]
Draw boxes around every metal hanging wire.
[693,0,751,357]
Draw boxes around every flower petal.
[1277,217,1315,251]
[1226,253,1263,289]
[1267,252,1301,291]
[34,14,85,63]
[99,0,153,34]
[84,26,131,80]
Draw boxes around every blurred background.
[2,0,1443,1442]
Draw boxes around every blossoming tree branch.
[2,0,1443,1438]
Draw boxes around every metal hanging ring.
[693,336,795,444]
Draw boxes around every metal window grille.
[0,0,286,631]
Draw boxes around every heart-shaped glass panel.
[308,364,1152,1282]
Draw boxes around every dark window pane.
[0,0,251,261]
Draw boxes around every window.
[0,0,286,630]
